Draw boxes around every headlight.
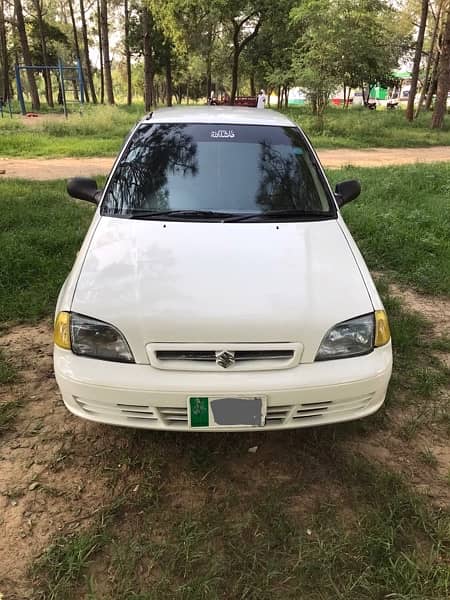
[54,312,134,363]
[315,313,375,361]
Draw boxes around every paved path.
[1,147,450,180]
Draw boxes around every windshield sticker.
[210,129,235,139]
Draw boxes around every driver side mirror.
[334,179,361,207]
[67,177,102,204]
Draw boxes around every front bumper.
[54,344,392,431]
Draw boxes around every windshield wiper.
[223,209,332,222]
[128,209,235,220]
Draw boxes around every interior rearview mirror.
[67,177,102,204]
[334,179,361,207]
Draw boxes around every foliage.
[290,0,411,116]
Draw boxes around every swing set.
[14,60,85,117]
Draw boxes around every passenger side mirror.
[67,177,102,204]
[334,179,361,207]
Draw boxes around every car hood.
[72,217,373,363]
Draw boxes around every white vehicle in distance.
[54,107,392,431]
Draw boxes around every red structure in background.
[210,95,257,107]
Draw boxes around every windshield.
[100,123,335,220]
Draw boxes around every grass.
[284,104,450,149]
[2,103,450,158]
[0,104,143,158]
[329,163,450,295]
[0,179,96,323]
[0,349,17,384]
[31,432,450,600]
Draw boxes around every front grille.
[156,349,294,362]
[147,343,302,371]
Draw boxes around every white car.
[54,107,392,431]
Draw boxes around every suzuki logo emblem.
[215,350,235,368]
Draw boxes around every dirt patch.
[351,282,450,507]
[0,323,126,599]
[2,146,450,180]
[388,283,450,338]
[389,282,450,371]
[0,157,114,181]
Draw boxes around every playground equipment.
[15,60,84,117]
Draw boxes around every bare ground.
[2,146,450,180]
[0,284,449,598]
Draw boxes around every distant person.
[257,89,266,109]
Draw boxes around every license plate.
[189,396,266,428]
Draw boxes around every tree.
[416,0,444,116]
[406,0,429,121]
[229,11,262,103]
[14,0,40,110]
[31,0,55,106]
[96,0,104,103]
[68,0,89,102]
[79,0,97,103]
[142,4,154,109]
[100,0,114,104]
[0,0,9,100]
[431,1,450,127]
[124,0,132,104]
[291,0,410,117]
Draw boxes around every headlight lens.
[375,310,391,347]
[54,311,71,350]
[65,313,134,363]
[315,314,375,361]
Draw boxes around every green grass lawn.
[0,179,95,323]
[1,103,450,158]
[331,163,450,295]
[1,166,449,599]
[286,104,450,149]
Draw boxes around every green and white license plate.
[189,396,267,428]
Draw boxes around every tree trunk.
[0,0,9,100]
[124,0,132,105]
[416,0,443,117]
[68,0,89,103]
[14,0,40,110]
[406,0,429,121]
[431,4,450,128]
[206,27,212,99]
[97,0,104,103]
[230,14,262,104]
[250,72,256,96]
[100,0,114,104]
[230,36,239,103]
[165,48,173,107]
[142,6,153,111]
[33,0,54,107]
[79,0,97,103]
[284,86,289,108]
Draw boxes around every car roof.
[143,106,295,127]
